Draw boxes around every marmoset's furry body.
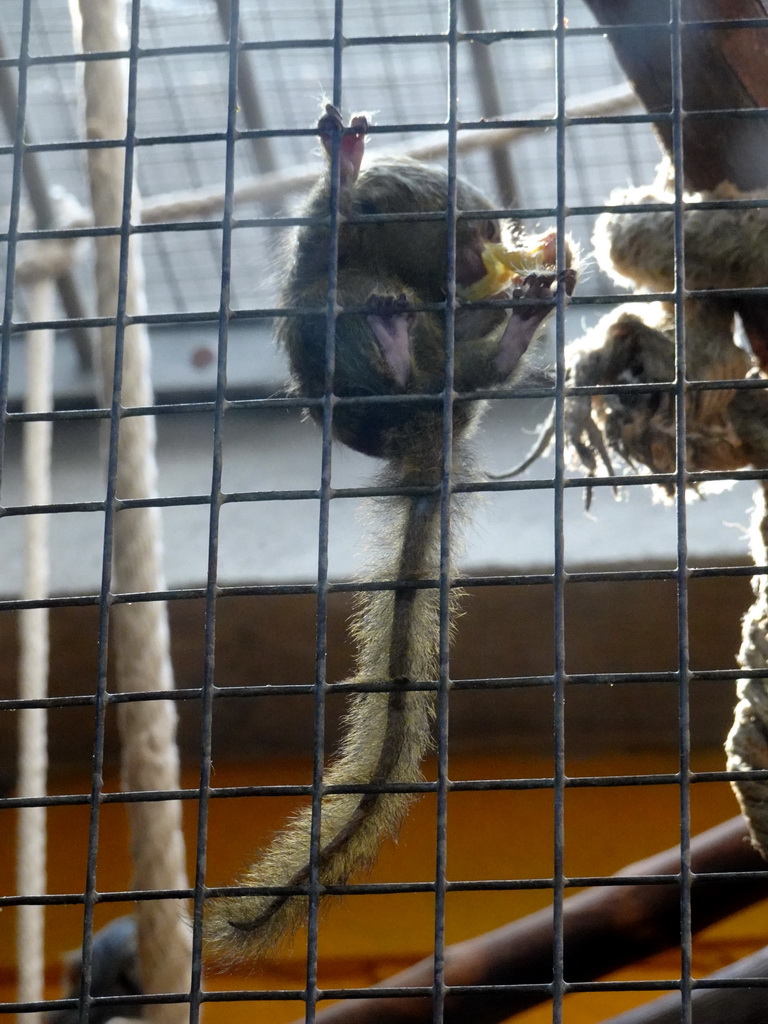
[204,106,575,962]
[500,178,768,498]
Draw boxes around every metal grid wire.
[1,2,768,1024]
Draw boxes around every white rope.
[75,3,192,1021]
[140,83,637,223]
[726,480,768,858]
[14,189,91,282]
[15,273,55,1024]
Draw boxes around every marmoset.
[571,182,768,493]
[45,917,140,1024]
[495,178,768,500]
[204,105,576,961]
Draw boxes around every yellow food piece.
[464,241,543,301]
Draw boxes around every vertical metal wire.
[0,0,31,487]
[78,2,145,1021]
[188,2,241,1023]
[669,2,694,1022]
[302,5,348,1019]
[552,2,569,1022]
[432,5,460,1021]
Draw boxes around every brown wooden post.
[296,817,768,1024]
[582,0,768,366]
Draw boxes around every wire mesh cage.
[2,2,768,1024]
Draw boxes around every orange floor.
[1,750,765,1024]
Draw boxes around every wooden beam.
[0,571,752,778]
[299,817,768,1024]
[582,0,768,192]
[599,945,768,1024]
[583,0,768,367]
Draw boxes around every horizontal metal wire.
[2,556,767,613]
[4,195,768,248]
[1,862,766,913]
[3,765,768,817]
[4,971,767,1017]
[0,16,765,73]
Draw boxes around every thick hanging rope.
[726,479,768,859]
[15,271,55,1024]
[14,188,90,1024]
[74,2,192,1020]
[521,172,768,856]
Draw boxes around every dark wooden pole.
[460,0,521,207]
[599,945,768,1024]
[582,0,768,193]
[297,817,768,1024]
[581,0,768,367]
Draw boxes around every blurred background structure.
[1,2,767,1023]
